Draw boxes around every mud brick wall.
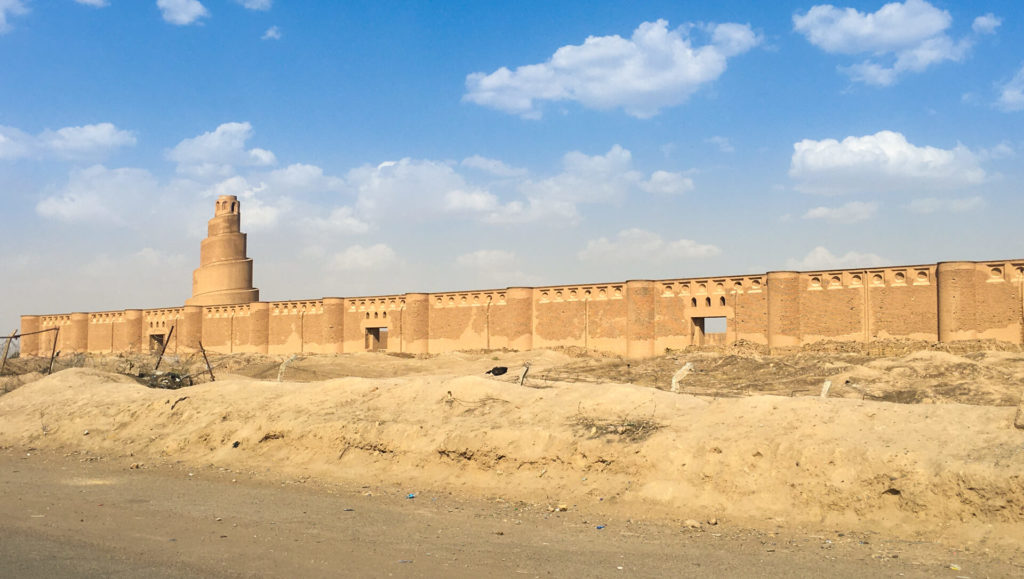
[22,259,1024,359]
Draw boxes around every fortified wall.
[19,197,1024,359]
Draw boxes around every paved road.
[0,450,1017,577]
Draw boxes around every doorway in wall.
[692,317,727,346]
[365,327,389,351]
[149,333,165,352]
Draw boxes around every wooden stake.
[154,325,175,372]
[47,327,60,375]
[199,341,215,382]
[0,328,16,377]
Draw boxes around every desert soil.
[2,341,1024,576]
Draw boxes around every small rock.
[683,519,702,529]
[707,517,718,526]
[83,430,89,436]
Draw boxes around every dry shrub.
[571,405,662,442]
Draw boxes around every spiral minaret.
[185,195,259,306]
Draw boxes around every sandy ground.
[3,342,1024,574]
[3,450,1019,578]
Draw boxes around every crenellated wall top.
[27,258,1024,322]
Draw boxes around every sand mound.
[2,364,1024,548]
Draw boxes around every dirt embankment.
[2,343,1024,551]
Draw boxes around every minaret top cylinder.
[215,195,240,217]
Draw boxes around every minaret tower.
[185,195,259,306]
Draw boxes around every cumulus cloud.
[262,26,281,40]
[265,163,344,194]
[996,65,1024,112]
[786,246,890,270]
[793,0,978,86]
[348,158,473,220]
[329,244,398,271]
[464,19,760,118]
[235,0,271,10]
[35,165,159,224]
[74,0,109,7]
[157,0,209,26]
[0,126,33,159]
[40,123,137,158]
[905,196,984,213]
[579,228,720,263]
[201,175,288,230]
[168,122,276,178]
[789,130,985,194]
[461,155,527,177]
[522,145,690,202]
[444,189,499,212]
[476,146,692,223]
[0,123,135,160]
[639,170,694,195]
[0,0,27,34]
[350,146,694,226]
[481,197,579,225]
[802,201,878,222]
[972,14,1001,35]
[304,206,370,235]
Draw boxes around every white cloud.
[0,0,27,34]
[464,19,760,118]
[236,0,271,10]
[157,0,209,26]
[345,146,692,226]
[972,14,1001,35]
[349,158,473,220]
[474,145,690,224]
[456,249,518,270]
[522,145,688,203]
[75,0,109,7]
[168,122,276,178]
[579,228,720,263]
[978,142,1015,160]
[786,246,890,270]
[40,123,137,158]
[802,201,878,222]
[0,122,135,160]
[201,175,288,230]
[706,136,734,153]
[793,0,973,86]
[640,170,694,195]
[329,244,398,271]
[461,155,527,177]
[35,165,159,224]
[304,206,370,235]
[444,189,499,212]
[481,197,579,225]
[789,130,985,194]
[265,163,344,194]
[262,26,281,40]
[906,196,984,213]
[0,125,32,159]
[996,65,1024,112]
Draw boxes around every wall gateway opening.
[365,327,388,351]
[149,333,165,352]
[691,316,727,346]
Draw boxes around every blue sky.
[1,0,1022,331]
